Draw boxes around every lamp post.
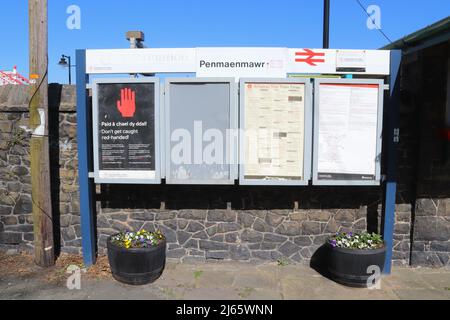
[323,0,330,49]
[58,54,74,84]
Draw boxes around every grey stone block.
[251,250,272,260]
[225,232,239,243]
[302,221,321,235]
[411,251,443,267]
[279,241,299,257]
[430,241,450,252]
[265,212,284,227]
[177,219,189,230]
[253,218,272,232]
[13,194,32,214]
[184,239,199,249]
[217,222,240,233]
[155,211,175,221]
[230,245,250,260]
[260,242,276,250]
[0,205,12,215]
[210,234,224,242]
[207,210,236,222]
[275,222,301,236]
[187,221,204,233]
[206,225,218,236]
[178,210,207,220]
[177,231,191,245]
[241,229,263,243]
[414,216,450,241]
[206,251,229,260]
[158,225,176,243]
[192,231,208,239]
[416,199,437,216]
[167,248,186,258]
[263,233,287,243]
[237,211,255,227]
[0,232,22,244]
[199,240,229,251]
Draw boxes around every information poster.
[317,83,379,181]
[97,82,155,180]
[167,81,233,183]
[244,82,305,180]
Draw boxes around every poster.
[167,81,233,183]
[97,82,155,180]
[244,82,305,180]
[317,83,379,181]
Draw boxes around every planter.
[107,236,166,285]
[326,242,386,288]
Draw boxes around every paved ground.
[1,251,450,300]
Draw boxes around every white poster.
[317,83,379,180]
[244,82,305,179]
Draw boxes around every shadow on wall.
[49,83,62,257]
[97,184,382,212]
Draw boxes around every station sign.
[86,48,390,76]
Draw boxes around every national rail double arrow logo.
[295,49,325,66]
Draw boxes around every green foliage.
[277,257,289,266]
[193,270,203,280]
[238,287,254,299]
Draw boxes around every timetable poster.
[97,82,155,180]
[244,82,305,180]
[317,83,379,181]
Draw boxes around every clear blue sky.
[2,0,449,84]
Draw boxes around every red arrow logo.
[295,49,325,66]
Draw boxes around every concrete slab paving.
[1,253,450,300]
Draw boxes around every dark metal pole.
[323,0,330,49]
[68,55,72,85]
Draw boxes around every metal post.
[382,50,402,274]
[68,55,72,85]
[76,49,96,267]
[323,0,330,49]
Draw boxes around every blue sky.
[2,0,449,84]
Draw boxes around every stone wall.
[0,84,82,255]
[95,185,381,263]
[0,106,33,247]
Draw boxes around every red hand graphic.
[117,88,136,118]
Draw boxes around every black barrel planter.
[107,236,166,285]
[326,242,386,288]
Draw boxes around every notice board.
[92,78,160,184]
[164,78,237,184]
[239,78,312,185]
[312,79,384,186]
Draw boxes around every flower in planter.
[328,232,384,249]
[111,229,164,249]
